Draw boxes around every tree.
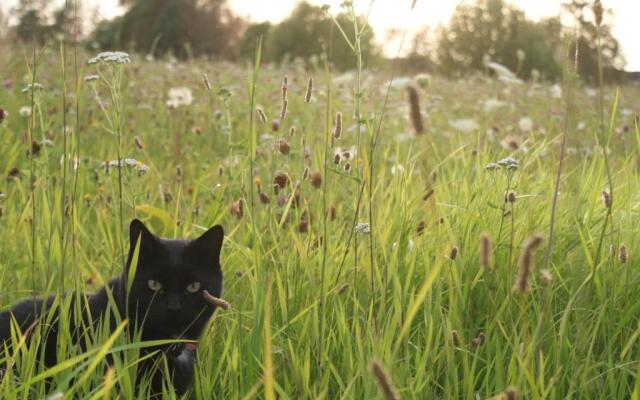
[92,0,244,59]
[13,0,50,45]
[239,2,380,70]
[562,0,625,83]
[436,0,563,80]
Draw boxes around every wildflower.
[550,84,562,99]
[355,223,370,235]
[505,191,517,203]
[485,61,523,84]
[407,84,424,135]
[518,117,533,132]
[88,51,131,65]
[485,162,499,171]
[448,118,479,132]
[166,87,193,108]
[278,138,290,155]
[83,74,99,82]
[259,192,270,204]
[391,164,405,176]
[310,171,322,189]
[497,157,519,170]
[516,49,525,62]
[483,98,506,113]
[273,171,289,189]
[21,83,44,93]
[500,134,522,151]
[271,119,280,132]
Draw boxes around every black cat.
[0,219,224,396]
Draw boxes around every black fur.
[0,219,224,396]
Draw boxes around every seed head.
[229,199,243,219]
[304,76,313,103]
[369,360,400,400]
[273,171,289,189]
[540,269,553,285]
[480,233,491,268]
[333,112,343,139]
[448,246,458,260]
[593,0,603,26]
[619,243,627,264]
[202,290,230,310]
[310,171,322,189]
[601,190,611,209]
[0,107,7,123]
[506,191,517,203]
[272,119,280,132]
[333,153,341,165]
[407,84,424,135]
[256,107,267,123]
[259,192,269,204]
[515,234,544,294]
[202,73,212,91]
[289,126,296,137]
[451,330,461,346]
[278,138,291,155]
[134,136,144,150]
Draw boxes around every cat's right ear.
[128,219,157,263]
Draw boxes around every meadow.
[0,43,639,399]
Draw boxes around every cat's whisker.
[202,290,230,310]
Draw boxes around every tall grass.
[0,4,639,400]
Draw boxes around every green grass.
[0,40,639,399]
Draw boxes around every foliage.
[436,0,563,80]
[91,0,243,59]
[239,2,380,70]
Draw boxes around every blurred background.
[0,0,638,83]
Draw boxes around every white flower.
[497,157,519,170]
[516,49,525,62]
[518,117,533,131]
[355,223,370,235]
[84,74,99,82]
[550,84,562,99]
[19,106,32,117]
[166,87,193,108]
[485,61,523,85]
[88,51,131,65]
[577,121,586,130]
[449,118,479,132]
[21,83,44,93]
[483,98,506,113]
[391,164,405,176]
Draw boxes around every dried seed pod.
[619,243,628,264]
[273,171,289,188]
[407,84,424,135]
[304,76,313,103]
[310,171,322,189]
[369,360,400,400]
[202,290,230,310]
[278,138,291,155]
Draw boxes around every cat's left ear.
[188,225,224,269]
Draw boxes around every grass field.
[0,42,639,399]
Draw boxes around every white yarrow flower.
[518,117,533,131]
[166,87,193,108]
[449,118,479,132]
[88,51,131,65]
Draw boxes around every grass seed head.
[506,191,517,203]
[369,360,400,400]
[310,171,322,189]
[278,138,291,155]
[407,84,424,135]
[619,243,627,263]
[448,246,458,260]
[257,107,267,123]
[274,171,289,188]
[480,233,491,268]
[304,76,313,103]
[333,112,343,139]
[515,234,544,294]
[601,190,611,209]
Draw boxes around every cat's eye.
[147,280,162,292]
[186,282,201,293]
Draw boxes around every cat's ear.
[128,219,158,263]
[188,225,224,269]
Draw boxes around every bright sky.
[4,0,640,70]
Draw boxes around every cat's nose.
[167,294,182,311]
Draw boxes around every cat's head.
[125,219,224,339]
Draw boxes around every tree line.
[6,0,628,82]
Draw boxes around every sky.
[4,0,639,70]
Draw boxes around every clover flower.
[88,51,131,65]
